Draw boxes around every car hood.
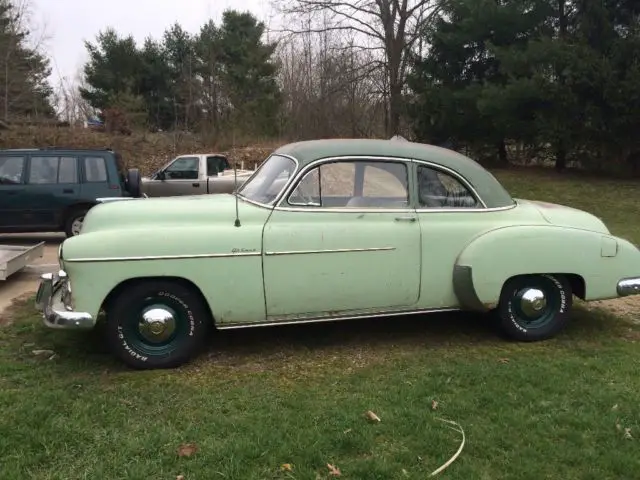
[518,199,610,234]
[81,194,261,233]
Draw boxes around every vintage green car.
[35,139,640,369]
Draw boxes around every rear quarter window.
[83,156,108,182]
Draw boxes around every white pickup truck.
[141,153,255,197]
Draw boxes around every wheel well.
[564,273,586,300]
[100,276,215,324]
[61,202,95,227]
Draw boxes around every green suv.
[0,147,142,237]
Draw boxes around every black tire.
[105,280,211,369]
[497,274,572,341]
[126,168,142,198]
[64,208,89,237]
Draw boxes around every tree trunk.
[498,139,508,165]
[555,143,567,171]
[387,83,402,136]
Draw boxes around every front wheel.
[64,208,89,237]
[105,280,211,369]
[497,274,572,341]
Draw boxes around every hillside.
[0,126,280,175]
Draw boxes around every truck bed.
[0,242,45,280]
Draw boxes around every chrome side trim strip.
[65,251,262,263]
[217,307,460,329]
[264,246,395,256]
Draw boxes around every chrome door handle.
[395,216,416,222]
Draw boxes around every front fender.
[452,225,640,310]
[62,224,267,324]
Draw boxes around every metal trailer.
[0,242,45,280]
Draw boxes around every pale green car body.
[36,139,640,365]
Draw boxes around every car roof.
[272,138,514,209]
[0,147,116,154]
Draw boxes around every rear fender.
[452,225,631,310]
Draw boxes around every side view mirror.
[156,170,166,181]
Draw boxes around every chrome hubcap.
[71,217,84,235]
[519,288,547,318]
[138,306,177,343]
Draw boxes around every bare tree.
[272,0,442,136]
[274,14,386,140]
[53,67,97,125]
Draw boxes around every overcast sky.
[31,0,275,86]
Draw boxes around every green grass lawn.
[1,168,639,479]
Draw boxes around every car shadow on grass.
[3,298,632,374]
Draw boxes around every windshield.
[237,154,296,204]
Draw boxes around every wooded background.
[1,0,639,174]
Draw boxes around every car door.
[21,154,79,228]
[261,157,422,319]
[147,156,205,196]
[0,154,27,229]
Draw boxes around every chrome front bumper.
[617,277,640,297]
[35,270,94,329]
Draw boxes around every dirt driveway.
[0,233,63,317]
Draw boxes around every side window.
[417,165,479,208]
[288,160,409,208]
[288,168,320,206]
[0,156,25,184]
[165,157,199,180]
[29,156,78,184]
[83,156,108,182]
[58,156,78,183]
[29,156,59,184]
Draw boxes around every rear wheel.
[64,208,89,237]
[497,274,572,341]
[105,280,211,369]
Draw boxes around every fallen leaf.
[343,428,352,434]
[365,410,381,422]
[280,463,293,472]
[612,404,619,410]
[176,475,185,480]
[402,468,409,476]
[431,400,439,410]
[177,443,198,457]
[624,428,633,439]
[327,463,341,476]
[498,358,510,364]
